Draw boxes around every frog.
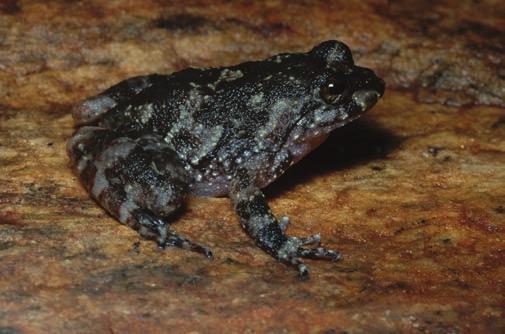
[67,40,385,278]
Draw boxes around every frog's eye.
[320,77,347,104]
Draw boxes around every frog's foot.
[133,210,213,259]
[277,216,340,276]
[276,233,341,279]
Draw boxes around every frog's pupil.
[328,80,345,95]
[320,77,347,104]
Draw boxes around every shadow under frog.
[67,40,385,278]
[266,119,401,198]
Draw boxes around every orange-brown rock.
[1,1,504,333]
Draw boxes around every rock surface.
[0,1,504,333]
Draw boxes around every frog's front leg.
[230,170,340,278]
[67,127,212,258]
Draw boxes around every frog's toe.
[292,258,310,280]
[160,232,214,259]
[279,216,290,232]
[134,210,213,259]
[278,218,322,246]
[297,246,341,262]
[299,233,321,246]
[276,234,340,278]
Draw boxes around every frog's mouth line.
[309,88,382,135]
[313,89,383,133]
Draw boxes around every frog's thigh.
[72,74,164,123]
[96,135,190,226]
[70,129,186,227]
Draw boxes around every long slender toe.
[298,247,341,261]
[135,210,213,259]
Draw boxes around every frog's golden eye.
[320,77,347,104]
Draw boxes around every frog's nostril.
[351,66,386,98]
[352,90,380,112]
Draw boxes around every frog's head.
[284,41,383,138]
[304,40,385,134]
[278,40,385,164]
[309,41,385,117]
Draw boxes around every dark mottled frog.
[67,41,385,278]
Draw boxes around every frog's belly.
[190,176,230,197]
[190,134,329,197]
[287,134,329,165]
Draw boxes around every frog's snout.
[374,77,386,97]
[350,69,385,112]
[352,90,381,112]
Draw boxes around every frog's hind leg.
[68,128,212,258]
[72,74,165,124]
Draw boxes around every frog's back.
[90,51,320,135]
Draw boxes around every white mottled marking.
[92,139,136,198]
[119,200,138,224]
[67,126,103,154]
[139,103,154,124]
[77,155,90,172]
[249,92,264,106]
